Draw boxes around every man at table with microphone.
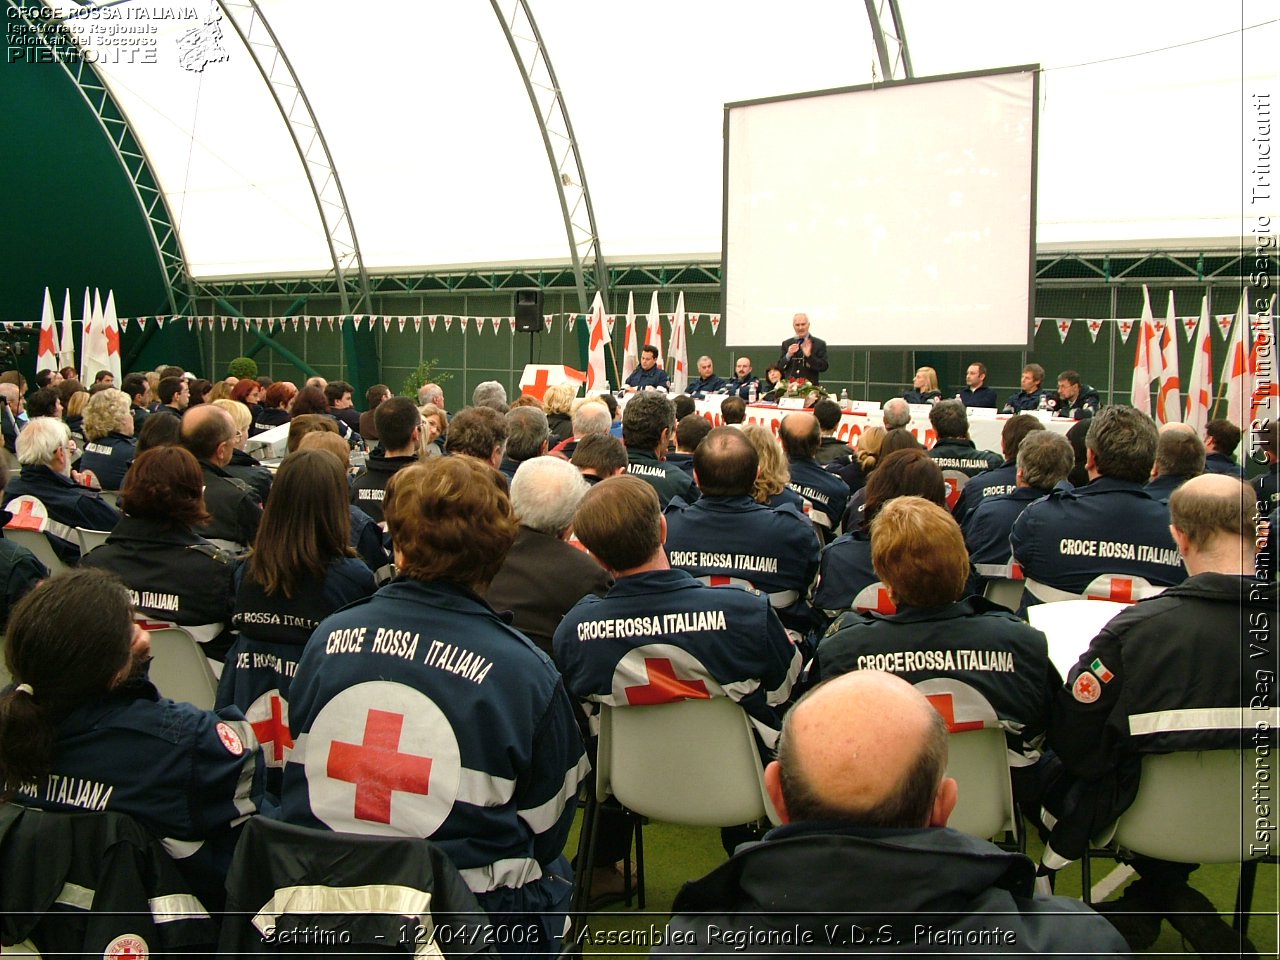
[779,313,828,384]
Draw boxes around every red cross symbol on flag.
[250,692,294,764]
[328,709,433,825]
[5,497,47,532]
[925,693,986,733]
[624,657,710,705]
[1087,576,1134,602]
[523,368,553,401]
[853,584,896,615]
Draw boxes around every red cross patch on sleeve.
[1071,671,1102,704]
[215,721,245,756]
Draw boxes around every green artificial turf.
[568,811,1279,956]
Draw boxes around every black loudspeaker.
[514,290,545,333]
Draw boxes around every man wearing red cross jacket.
[553,474,801,753]
[279,457,587,957]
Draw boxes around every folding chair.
[3,496,71,574]
[135,617,219,709]
[941,469,970,511]
[851,581,897,616]
[976,560,1025,611]
[1082,749,1270,933]
[74,527,111,556]
[571,698,778,917]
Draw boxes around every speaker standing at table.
[778,313,828,384]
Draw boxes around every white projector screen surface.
[723,67,1037,349]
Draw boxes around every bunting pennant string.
[1055,318,1072,343]
[1116,319,1134,344]
[1085,319,1102,343]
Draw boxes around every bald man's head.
[181,403,236,465]
[778,412,820,460]
[766,672,956,829]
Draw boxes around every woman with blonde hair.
[213,398,271,502]
[904,366,942,404]
[79,388,136,490]
[418,403,447,457]
[543,381,577,444]
[856,425,886,476]
[741,423,809,517]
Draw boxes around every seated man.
[351,397,422,523]
[1002,363,1047,413]
[723,356,760,401]
[686,356,728,399]
[498,406,549,482]
[554,475,800,752]
[180,405,261,548]
[548,399,611,461]
[444,405,508,473]
[956,361,999,408]
[623,392,698,508]
[719,396,747,426]
[818,497,1059,817]
[950,413,1044,525]
[484,456,613,656]
[3,416,120,564]
[281,456,587,953]
[1144,422,1204,503]
[1043,475,1272,955]
[665,427,820,636]
[668,413,711,475]
[0,568,266,909]
[657,671,1125,956]
[625,345,670,392]
[812,398,854,467]
[571,432,628,485]
[779,412,848,540]
[965,431,1075,586]
[1202,417,1246,478]
[1011,405,1185,603]
[1052,370,1100,420]
[926,400,1003,478]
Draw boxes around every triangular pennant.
[187,317,195,331]
[327,317,336,331]
[606,315,616,337]
[1033,317,1043,336]
[1117,318,1134,344]
[416,317,424,333]
[1151,317,1166,336]
[545,315,554,332]
[291,317,301,332]
[1085,318,1103,343]
[117,316,129,333]
[1181,315,1199,342]
[567,315,576,333]
[491,316,502,335]
[220,317,228,332]
[710,314,721,335]
[382,316,392,332]
[156,316,166,329]
[1055,318,1072,343]
[507,316,517,333]
[1216,314,1235,340]
[397,316,407,333]
[303,317,312,331]
[137,317,148,330]
[443,316,454,332]
[689,314,700,333]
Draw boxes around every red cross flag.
[302,681,460,837]
[585,291,609,392]
[1155,291,1182,425]
[36,288,58,372]
[519,364,585,402]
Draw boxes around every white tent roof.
[58,0,1277,279]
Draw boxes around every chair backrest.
[851,581,897,615]
[2,529,68,576]
[599,697,780,828]
[4,496,72,573]
[136,617,219,709]
[1112,750,1259,864]
[75,527,111,556]
[97,490,121,509]
[915,679,1017,843]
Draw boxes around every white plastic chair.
[3,495,71,574]
[941,469,969,511]
[75,527,111,556]
[135,617,219,710]
[851,581,897,615]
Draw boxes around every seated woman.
[741,423,809,520]
[418,403,447,458]
[231,378,263,425]
[903,365,943,404]
[212,399,272,504]
[78,388,136,491]
[63,388,90,454]
[543,382,576,445]
[293,430,391,573]
[218,448,376,797]
[815,496,1057,819]
[812,448,946,628]
[759,363,786,402]
[290,385,356,443]
[81,446,238,661]
[251,381,296,437]
[0,568,266,908]
[188,378,214,407]
[135,409,182,452]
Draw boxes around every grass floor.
[567,811,1279,956]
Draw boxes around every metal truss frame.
[14,0,191,312]
[863,0,913,81]
[490,0,608,313]
[216,0,372,315]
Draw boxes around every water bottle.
[1037,393,1047,412]
[748,381,757,403]
[840,387,850,411]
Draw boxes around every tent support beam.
[863,0,913,80]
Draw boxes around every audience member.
[121,371,150,434]
[672,394,696,422]
[154,376,190,417]
[0,383,21,455]
[903,366,942,404]
[956,361,999,408]
[351,397,421,524]
[1043,475,1270,955]
[63,389,89,450]
[571,433,627,484]
[298,431,391,574]
[81,446,237,658]
[135,409,182,452]
[670,413,711,475]
[740,423,808,516]
[1064,417,1091,488]
[323,380,361,435]
[286,413,338,454]
[445,405,508,471]
[0,473,46,626]
[542,382,576,444]
[926,400,1002,477]
[291,386,356,443]
[1011,405,1185,603]
[719,395,747,426]
[500,406,550,481]
[34,369,60,390]
[359,384,391,442]
[417,402,447,457]
[218,449,377,796]
[951,413,1045,524]
[622,392,697,507]
[180,405,262,548]
[818,497,1058,817]
[881,397,911,431]
[778,412,847,539]
[812,398,854,467]
[4,417,119,564]
[78,388,135,491]
[91,370,114,387]
[253,381,296,436]
[1202,417,1245,477]
[230,378,263,421]
[657,672,1125,956]
[1052,370,1100,419]
[812,449,945,625]
[281,456,586,951]
[1002,363,1047,413]
[1144,422,1204,502]
[485,456,613,656]
[417,381,445,411]
[212,399,272,503]
[549,400,610,460]
[841,427,924,530]
[188,378,214,406]
[0,568,265,908]
[472,380,509,412]
[665,427,820,635]
[25,387,61,421]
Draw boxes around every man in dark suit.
[778,313,828,385]
[484,455,612,655]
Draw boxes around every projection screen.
[723,65,1038,349]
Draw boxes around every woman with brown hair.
[80,446,238,659]
[217,449,376,794]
